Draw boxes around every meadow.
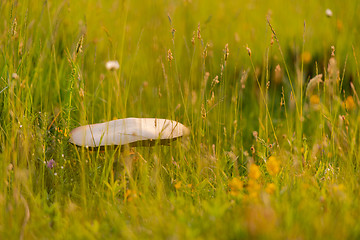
[1,0,360,239]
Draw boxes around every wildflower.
[301,51,312,64]
[249,164,261,180]
[125,189,138,202]
[174,181,182,190]
[228,177,243,196]
[325,9,333,17]
[265,183,276,194]
[47,159,56,169]
[343,96,356,111]
[337,19,343,31]
[105,60,120,71]
[250,146,255,154]
[266,156,280,176]
[247,179,261,199]
[310,95,320,105]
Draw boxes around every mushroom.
[69,118,190,149]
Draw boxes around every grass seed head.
[246,45,252,57]
[207,91,215,107]
[167,49,173,63]
[197,23,201,39]
[191,31,195,45]
[224,43,229,62]
[76,35,84,54]
[306,74,323,97]
[211,75,219,87]
[201,104,206,119]
[11,17,17,37]
[274,64,282,84]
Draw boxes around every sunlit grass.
[1,0,360,239]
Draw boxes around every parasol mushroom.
[69,118,190,149]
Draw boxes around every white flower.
[325,9,333,17]
[105,60,120,71]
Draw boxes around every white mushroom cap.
[69,118,190,148]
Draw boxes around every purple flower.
[47,159,56,169]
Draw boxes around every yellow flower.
[249,164,261,180]
[301,51,312,64]
[228,177,243,196]
[337,19,343,32]
[247,179,261,200]
[265,183,276,194]
[125,189,138,202]
[310,95,320,105]
[248,179,261,192]
[174,181,182,190]
[266,156,280,176]
[343,96,356,111]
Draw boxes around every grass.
[1,0,360,239]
